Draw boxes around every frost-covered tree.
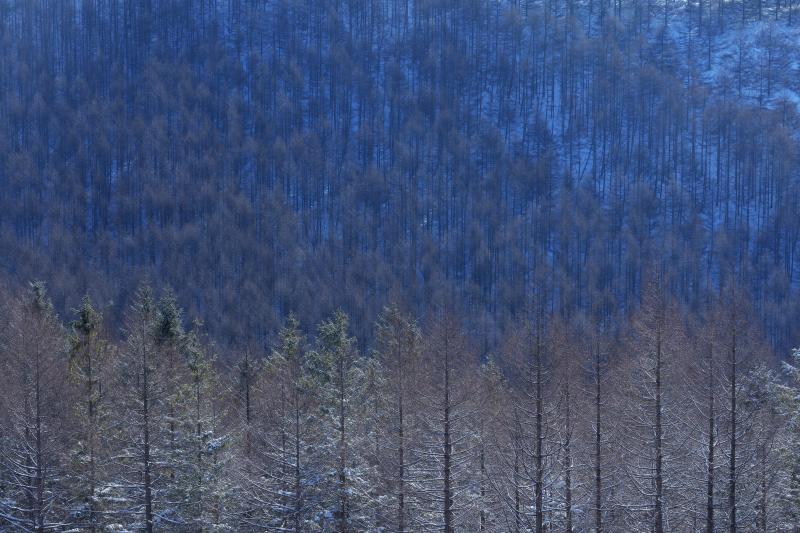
[741,364,785,532]
[312,310,374,531]
[549,318,586,533]
[474,357,513,531]
[415,313,482,531]
[175,324,233,531]
[0,282,69,530]
[106,284,166,531]
[774,348,800,530]
[66,295,112,531]
[682,312,726,532]
[615,288,689,531]
[372,306,422,532]
[239,315,324,531]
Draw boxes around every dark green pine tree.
[66,295,110,532]
[313,310,374,531]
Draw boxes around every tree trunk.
[706,344,715,533]
[398,395,405,533]
[534,334,544,533]
[294,385,302,533]
[654,328,664,533]
[338,356,348,533]
[142,346,154,533]
[728,324,737,533]
[594,346,603,533]
[443,342,453,533]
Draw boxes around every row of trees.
[1,279,798,531]
[1,0,799,352]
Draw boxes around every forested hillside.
[1,281,800,531]
[1,1,800,529]
[1,0,799,349]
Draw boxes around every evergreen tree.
[108,284,163,531]
[66,295,111,531]
[240,315,323,531]
[313,309,374,531]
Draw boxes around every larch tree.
[714,289,752,532]
[777,348,800,530]
[416,312,481,531]
[505,314,559,531]
[373,305,422,532]
[616,286,688,531]
[584,332,615,533]
[742,364,784,532]
[683,311,725,532]
[0,282,69,531]
[549,317,585,533]
[474,357,513,532]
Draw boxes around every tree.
[0,282,69,531]
[474,357,513,532]
[177,323,233,531]
[373,305,422,532]
[777,348,800,530]
[239,315,322,531]
[312,309,373,530]
[550,318,584,533]
[506,314,558,531]
[616,286,687,531]
[66,295,111,531]
[416,313,481,531]
[108,284,162,531]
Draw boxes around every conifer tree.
[66,295,111,531]
[777,348,800,530]
[373,306,422,531]
[313,309,374,531]
[416,313,481,531]
[0,282,69,531]
[180,323,233,531]
[109,284,162,532]
[474,357,512,531]
[617,287,688,530]
[240,315,322,531]
[152,290,196,526]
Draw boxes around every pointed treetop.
[71,294,102,337]
[155,289,184,344]
[29,280,53,314]
[185,329,212,378]
[131,283,155,318]
[274,313,303,363]
[317,309,353,352]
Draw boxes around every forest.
[0,0,799,350]
[1,280,799,531]
[1,0,800,530]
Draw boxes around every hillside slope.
[0,0,798,348]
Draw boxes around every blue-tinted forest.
[1,0,798,349]
[2,1,800,531]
